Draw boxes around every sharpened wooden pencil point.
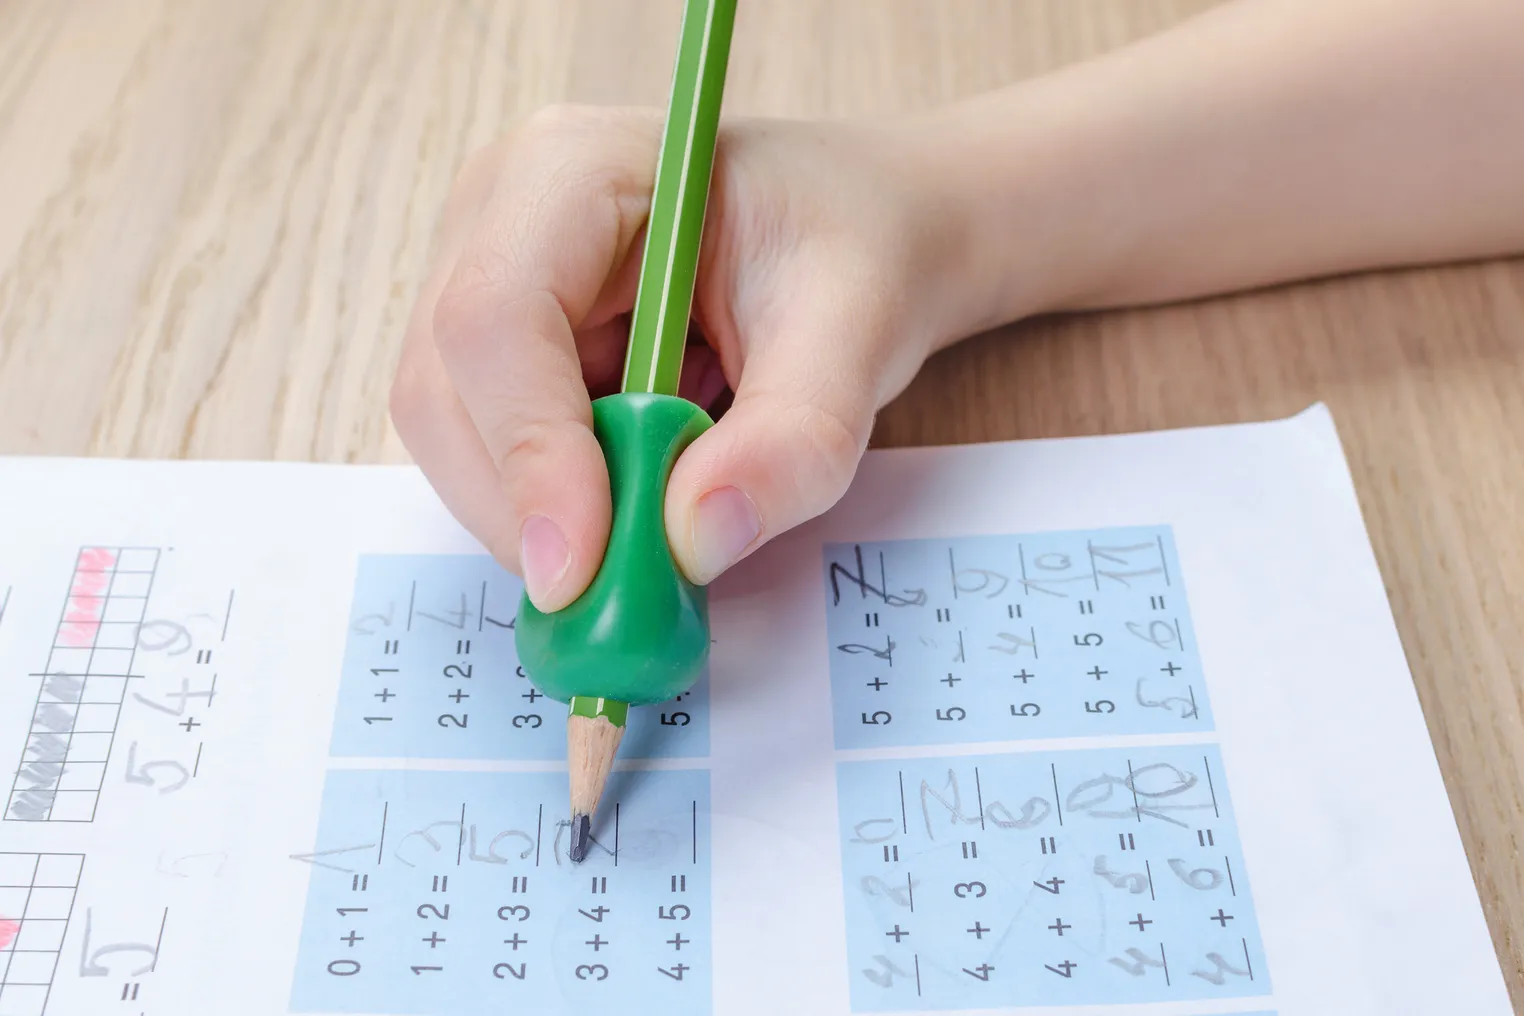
[566,697,626,863]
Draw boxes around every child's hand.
[391,106,971,610]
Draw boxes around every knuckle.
[490,420,563,480]
[387,362,422,428]
[387,341,433,433]
[788,399,870,492]
[517,103,602,147]
[429,284,476,359]
[515,104,654,203]
[430,274,503,361]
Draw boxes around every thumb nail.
[689,486,761,584]
[520,514,570,608]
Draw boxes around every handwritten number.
[828,546,926,606]
[1109,948,1165,977]
[1136,678,1198,719]
[136,620,194,654]
[989,632,1036,656]
[954,568,1009,598]
[1126,620,1178,649]
[862,954,909,987]
[131,680,213,717]
[837,638,896,662]
[123,744,189,794]
[350,606,395,636]
[1094,855,1149,894]
[985,798,1050,829]
[77,909,159,977]
[417,593,470,629]
[1167,858,1223,890]
[1130,762,1199,798]
[861,875,914,908]
[1090,542,1166,587]
[1192,953,1252,985]
[851,820,897,844]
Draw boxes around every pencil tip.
[569,813,591,863]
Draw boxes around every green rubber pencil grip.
[514,393,714,706]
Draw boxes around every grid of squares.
[0,852,83,1016]
[6,548,160,823]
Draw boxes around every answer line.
[1126,758,1141,822]
[898,770,907,834]
[1051,763,1064,826]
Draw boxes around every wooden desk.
[2,0,1520,1000]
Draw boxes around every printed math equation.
[823,527,1210,748]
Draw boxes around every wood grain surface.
[1,0,1520,1001]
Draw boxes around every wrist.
[883,97,1072,356]
[890,73,1149,351]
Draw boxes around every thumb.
[663,330,880,585]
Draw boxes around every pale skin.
[390,0,1524,611]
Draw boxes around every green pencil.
[513,0,737,863]
[623,0,737,397]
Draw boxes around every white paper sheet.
[0,403,1508,1015]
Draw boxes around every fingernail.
[520,514,570,607]
[690,486,761,583]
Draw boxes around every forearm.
[926,0,1524,337]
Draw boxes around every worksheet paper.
[0,403,1509,1016]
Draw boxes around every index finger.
[430,108,660,610]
